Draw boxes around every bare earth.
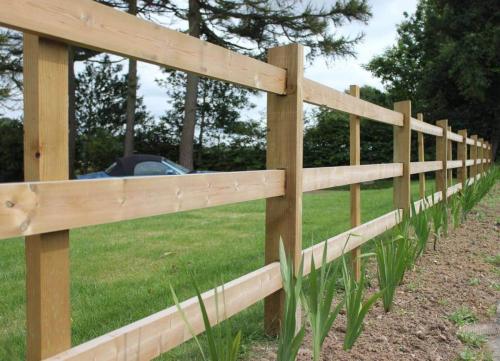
[251,184,499,361]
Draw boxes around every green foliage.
[341,252,380,350]
[457,331,487,349]
[448,307,478,326]
[429,194,446,250]
[375,236,410,312]
[0,117,23,182]
[460,180,480,221]
[457,348,493,361]
[277,240,305,361]
[170,281,242,361]
[301,242,344,361]
[450,195,462,229]
[366,0,499,159]
[410,199,431,257]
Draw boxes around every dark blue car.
[77,154,191,179]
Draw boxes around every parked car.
[77,154,191,179]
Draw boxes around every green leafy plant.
[410,199,431,258]
[341,253,380,350]
[169,281,241,361]
[301,241,344,361]
[450,194,462,228]
[429,194,446,251]
[277,240,305,361]
[460,180,479,221]
[457,331,487,348]
[375,236,409,312]
[458,347,493,361]
[448,307,478,326]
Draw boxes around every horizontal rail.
[302,209,401,273]
[466,159,475,166]
[0,170,285,240]
[447,160,463,169]
[302,163,402,192]
[44,262,282,361]
[466,138,475,146]
[447,131,463,142]
[410,161,442,174]
[0,0,286,94]
[302,79,404,126]
[410,118,443,136]
[446,182,462,197]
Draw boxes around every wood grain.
[416,113,426,197]
[264,44,304,334]
[23,34,71,360]
[0,0,286,94]
[303,79,404,126]
[393,101,411,213]
[410,161,443,175]
[0,170,285,240]
[436,120,448,201]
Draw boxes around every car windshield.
[162,159,190,174]
[105,162,117,174]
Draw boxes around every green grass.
[0,179,431,360]
[448,307,479,326]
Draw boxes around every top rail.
[447,131,463,143]
[0,0,286,94]
[410,118,443,136]
[303,79,404,126]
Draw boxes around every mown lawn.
[0,179,433,360]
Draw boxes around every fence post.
[447,126,452,184]
[457,130,467,186]
[393,101,411,214]
[478,138,484,175]
[265,43,303,335]
[417,113,426,198]
[23,34,71,360]
[349,85,362,281]
[436,120,448,201]
[470,135,478,179]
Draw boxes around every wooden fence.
[0,1,493,360]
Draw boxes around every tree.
[75,55,151,172]
[0,117,23,182]
[146,0,372,168]
[366,0,500,159]
[158,70,257,167]
[0,30,22,115]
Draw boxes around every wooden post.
[349,85,361,281]
[265,43,303,334]
[417,113,426,198]
[436,120,448,200]
[471,135,478,178]
[23,34,71,360]
[393,101,411,214]
[478,138,484,175]
[457,130,467,186]
[447,126,452,184]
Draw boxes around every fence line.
[0,1,493,360]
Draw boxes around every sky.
[4,0,418,119]
[134,0,419,119]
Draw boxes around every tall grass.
[341,252,380,350]
[277,240,305,361]
[450,194,462,228]
[301,241,344,361]
[429,193,445,251]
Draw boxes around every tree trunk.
[124,0,138,157]
[68,46,77,179]
[179,0,201,169]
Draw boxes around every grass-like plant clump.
[457,330,487,348]
[410,199,431,258]
[301,241,344,361]
[170,281,242,361]
[448,306,478,326]
[277,240,305,361]
[341,253,380,350]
